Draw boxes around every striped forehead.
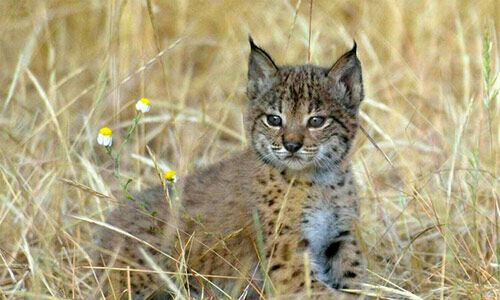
[272,66,328,114]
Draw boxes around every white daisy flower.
[135,98,151,113]
[97,127,113,146]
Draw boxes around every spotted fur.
[92,37,366,300]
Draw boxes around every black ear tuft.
[350,40,357,54]
[249,35,257,49]
[339,40,357,59]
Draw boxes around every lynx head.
[245,37,363,172]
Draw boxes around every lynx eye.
[266,115,282,127]
[307,116,326,128]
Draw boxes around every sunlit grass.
[0,0,498,299]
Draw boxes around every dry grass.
[0,0,499,299]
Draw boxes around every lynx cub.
[94,37,365,299]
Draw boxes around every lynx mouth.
[284,154,300,162]
[283,158,309,170]
[280,153,315,170]
[267,147,317,170]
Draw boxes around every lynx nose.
[283,140,303,153]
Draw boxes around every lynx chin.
[93,36,366,300]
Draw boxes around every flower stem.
[105,143,136,202]
[117,113,142,161]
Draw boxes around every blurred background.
[0,0,498,299]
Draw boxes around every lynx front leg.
[302,207,364,290]
[321,233,364,290]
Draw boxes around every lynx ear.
[247,36,278,99]
[327,42,364,109]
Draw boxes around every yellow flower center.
[139,98,151,106]
[99,127,113,136]
[164,170,176,181]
